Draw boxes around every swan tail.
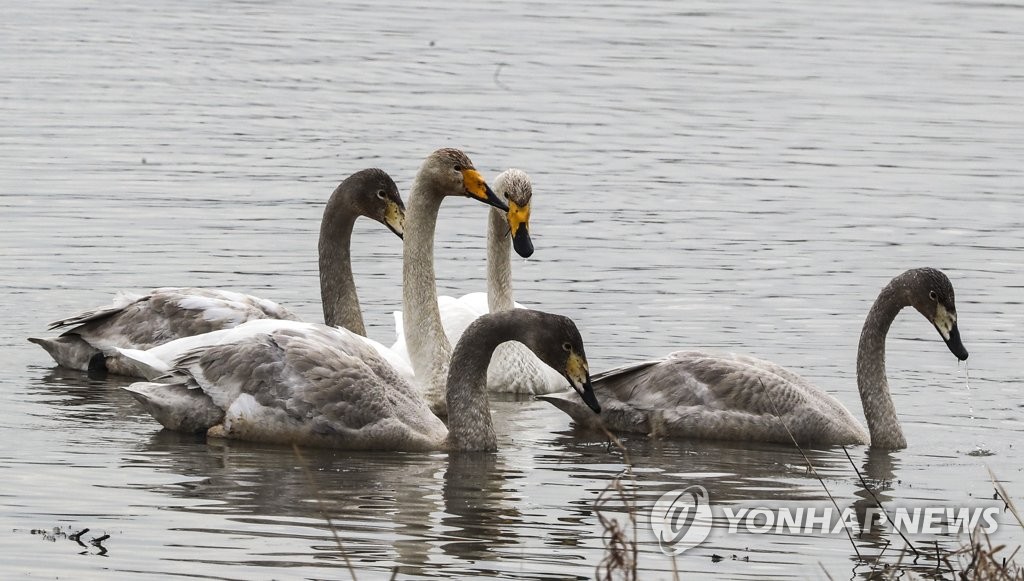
[123,381,224,433]
[115,347,173,380]
[536,392,605,429]
[28,335,99,371]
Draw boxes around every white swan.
[120,309,600,451]
[539,267,970,449]
[391,169,566,396]
[28,169,405,376]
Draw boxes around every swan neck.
[487,207,514,312]
[402,180,450,413]
[318,195,365,335]
[446,316,523,451]
[856,279,909,449]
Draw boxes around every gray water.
[2,0,1022,578]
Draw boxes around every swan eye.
[562,342,572,352]
[929,290,938,301]
[376,190,386,200]
[453,164,463,172]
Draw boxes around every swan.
[391,168,566,396]
[28,168,406,376]
[538,267,969,449]
[120,309,601,451]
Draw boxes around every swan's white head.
[494,168,534,258]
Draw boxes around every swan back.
[30,287,303,373]
[122,320,447,450]
[541,350,868,446]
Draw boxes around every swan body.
[392,169,566,396]
[29,288,302,375]
[122,309,600,451]
[29,169,405,375]
[540,268,970,449]
[123,319,447,449]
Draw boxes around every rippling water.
[2,0,1022,578]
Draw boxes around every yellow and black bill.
[461,169,509,212]
[508,201,533,258]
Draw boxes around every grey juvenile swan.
[120,309,600,451]
[539,267,969,449]
[391,168,566,395]
[28,169,405,376]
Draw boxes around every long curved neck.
[856,278,909,449]
[318,192,365,335]
[487,207,514,312]
[446,313,524,451]
[402,181,451,415]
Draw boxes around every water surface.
[1,0,1022,578]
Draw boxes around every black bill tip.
[578,379,601,414]
[479,183,509,212]
[943,323,969,361]
[512,226,534,258]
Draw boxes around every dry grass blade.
[594,427,638,581]
[840,445,919,557]
[947,528,1024,580]
[989,465,1024,530]
[758,378,862,560]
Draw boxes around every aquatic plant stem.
[760,379,862,560]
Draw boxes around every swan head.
[906,267,969,361]
[494,168,535,258]
[519,310,601,414]
[421,148,508,211]
[344,168,406,239]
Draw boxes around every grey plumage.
[125,321,447,450]
[30,169,405,375]
[540,267,969,449]
[123,309,596,451]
